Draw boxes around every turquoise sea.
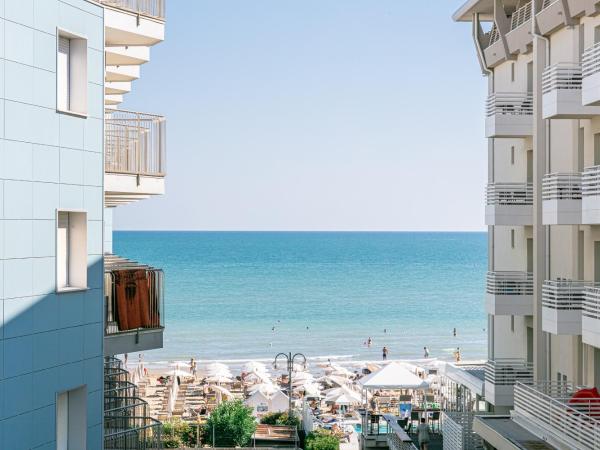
[113,231,488,366]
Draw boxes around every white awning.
[359,363,429,390]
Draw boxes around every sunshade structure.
[359,363,429,390]
[248,382,279,396]
[242,361,268,373]
[324,386,362,405]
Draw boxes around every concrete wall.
[0,1,104,449]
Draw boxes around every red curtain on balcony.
[114,269,151,331]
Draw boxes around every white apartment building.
[453,1,600,449]
[0,0,166,449]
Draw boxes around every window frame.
[55,209,89,293]
[56,27,88,118]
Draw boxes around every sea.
[113,231,488,368]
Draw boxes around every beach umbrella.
[205,362,229,372]
[324,386,362,404]
[244,370,271,383]
[248,383,278,395]
[328,364,353,377]
[328,393,361,406]
[299,383,322,398]
[170,368,190,377]
[316,375,349,387]
[242,361,268,373]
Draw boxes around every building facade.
[455,1,600,449]
[0,0,166,448]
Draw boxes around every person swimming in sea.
[367,337,372,347]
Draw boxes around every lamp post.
[273,352,307,417]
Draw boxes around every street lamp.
[273,352,307,417]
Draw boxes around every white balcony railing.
[99,0,165,20]
[486,183,533,206]
[541,0,560,9]
[105,109,166,177]
[486,93,534,117]
[487,23,501,48]
[542,63,583,94]
[510,1,532,30]
[542,280,589,311]
[485,359,533,386]
[514,381,600,450]
[583,42,600,79]
[583,165,600,196]
[542,173,582,200]
[584,285,600,320]
[486,271,533,296]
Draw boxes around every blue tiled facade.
[0,0,105,449]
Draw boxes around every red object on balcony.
[568,388,600,418]
[115,269,151,330]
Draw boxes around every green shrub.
[260,411,300,427]
[203,400,257,447]
[162,418,198,448]
[305,429,340,450]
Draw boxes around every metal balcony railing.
[582,165,600,197]
[541,0,560,9]
[583,285,600,321]
[99,0,165,20]
[486,182,533,206]
[486,93,534,116]
[542,173,582,200]
[104,255,164,336]
[485,359,533,386]
[583,42,600,78]
[105,109,166,177]
[104,357,162,450]
[542,63,583,94]
[514,381,600,449]
[442,412,491,450]
[486,271,533,296]
[510,2,532,30]
[487,23,501,48]
[542,280,590,311]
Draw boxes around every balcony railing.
[542,63,583,94]
[583,165,600,196]
[510,1,532,30]
[104,255,164,336]
[542,279,590,311]
[485,359,533,386]
[514,381,600,449]
[99,0,165,20]
[486,23,501,48]
[583,42,600,79]
[486,93,534,117]
[104,356,162,450]
[442,412,491,450]
[542,173,582,200]
[584,285,600,321]
[486,182,533,206]
[541,0,560,9]
[486,271,533,296]
[105,109,166,177]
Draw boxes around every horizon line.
[113,229,487,233]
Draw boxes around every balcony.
[104,255,164,356]
[99,0,165,20]
[583,286,600,348]
[542,64,600,118]
[485,93,533,138]
[483,24,508,68]
[485,182,533,225]
[542,172,582,224]
[583,42,600,106]
[104,357,162,449]
[582,166,600,224]
[542,279,588,335]
[513,381,600,450]
[484,359,533,407]
[536,0,568,35]
[486,271,533,316]
[101,0,165,47]
[105,109,166,207]
[566,0,598,19]
[505,2,532,55]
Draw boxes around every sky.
[115,1,488,231]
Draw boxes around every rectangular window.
[594,133,600,165]
[510,315,515,332]
[511,229,515,249]
[57,386,87,450]
[57,30,88,116]
[56,211,87,292]
[595,25,600,45]
[511,62,515,82]
[511,146,515,165]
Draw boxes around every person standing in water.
[367,337,372,347]
[423,347,430,358]
[382,346,388,360]
[453,328,457,337]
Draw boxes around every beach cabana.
[359,363,430,432]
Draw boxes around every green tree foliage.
[305,429,340,450]
[162,418,199,448]
[203,400,257,447]
[259,411,300,427]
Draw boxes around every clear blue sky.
[116,1,487,231]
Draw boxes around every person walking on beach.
[382,346,388,360]
[423,347,430,358]
[417,418,430,450]
[454,347,461,362]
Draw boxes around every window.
[56,211,87,292]
[511,229,515,249]
[510,315,515,332]
[511,62,515,82]
[511,146,515,165]
[57,386,87,450]
[57,30,87,116]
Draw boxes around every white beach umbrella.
[248,382,278,395]
[170,368,190,377]
[328,364,353,377]
[242,361,268,373]
[316,375,349,387]
[324,386,362,404]
[205,362,229,372]
[299,382,322,398]
[329,393,361,406]
[244,370,271,383]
